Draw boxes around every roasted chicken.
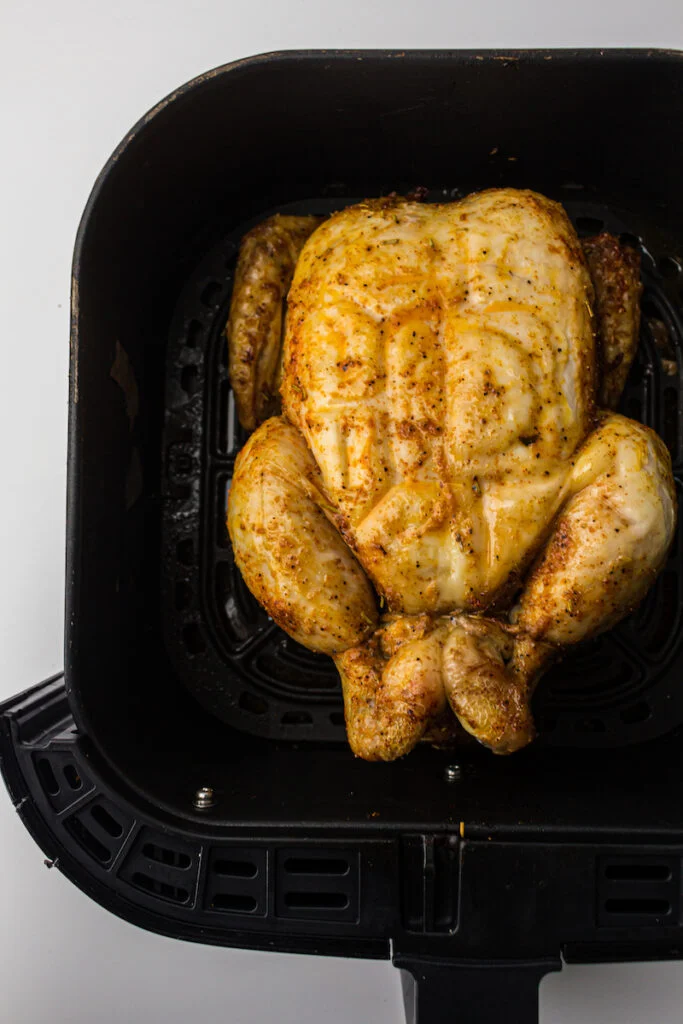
[226,188,676,760]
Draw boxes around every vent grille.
[275,848,359,922]
[64,799,131,866]
[118,828,199,905]
[205,847,267,916]
[598,857,681,927]
[131,872,190,904]
[34,752,92,812]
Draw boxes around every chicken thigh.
[226,189,676,759]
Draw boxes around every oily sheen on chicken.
[226,189,676,760]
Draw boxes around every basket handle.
[394,955,561,1024]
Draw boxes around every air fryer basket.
[162,194,683,748]
[3,50,683,1024]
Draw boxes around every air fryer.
[2,50,683,1024]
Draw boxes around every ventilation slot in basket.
[276,848,359,922]
[37,758,59,795]
[34,753,92,811]
[142,843,192,870]
[65,816,112,865]
[604,898,670,915]
[211,893,257,913]
[214,858,258,878]
[91,804,124,838]
[284,891,348,910]
[131,872,190,904]
[284,857,349,875]
[63,764,82,791]
[598,856,681,927]
[604,863,671,882]
[205,847,267,915]
[64,800,130,867]
[118,828,199,907]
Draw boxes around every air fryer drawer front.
[3,676,683,1024]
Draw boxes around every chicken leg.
[227,416,378,653]
[511,411,676,647]
[334,613,540,759]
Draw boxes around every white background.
[2,1,683,1021]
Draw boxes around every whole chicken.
[226,189,676,760]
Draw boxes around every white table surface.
[2,1,683,1021]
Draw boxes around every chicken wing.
[227,214,323,430]
[582,233,642,409]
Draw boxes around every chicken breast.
[281,189,595,614]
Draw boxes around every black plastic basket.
[3,50,683,1024]
[162,194,683,747]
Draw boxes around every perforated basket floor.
[161,190,683,749]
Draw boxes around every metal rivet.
[193,786,215,810]
[444,765,462,783]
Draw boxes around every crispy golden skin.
[228,416,377,654]
[334,614,539,761]
[227,189,677,759]
[513,413,676,645]
[334,616,448,761]
[281,189,597,616]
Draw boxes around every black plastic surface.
[3,676,683,1024]
[61,49,683,837]
[397,957,561,1024]
[0,679,393,959]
